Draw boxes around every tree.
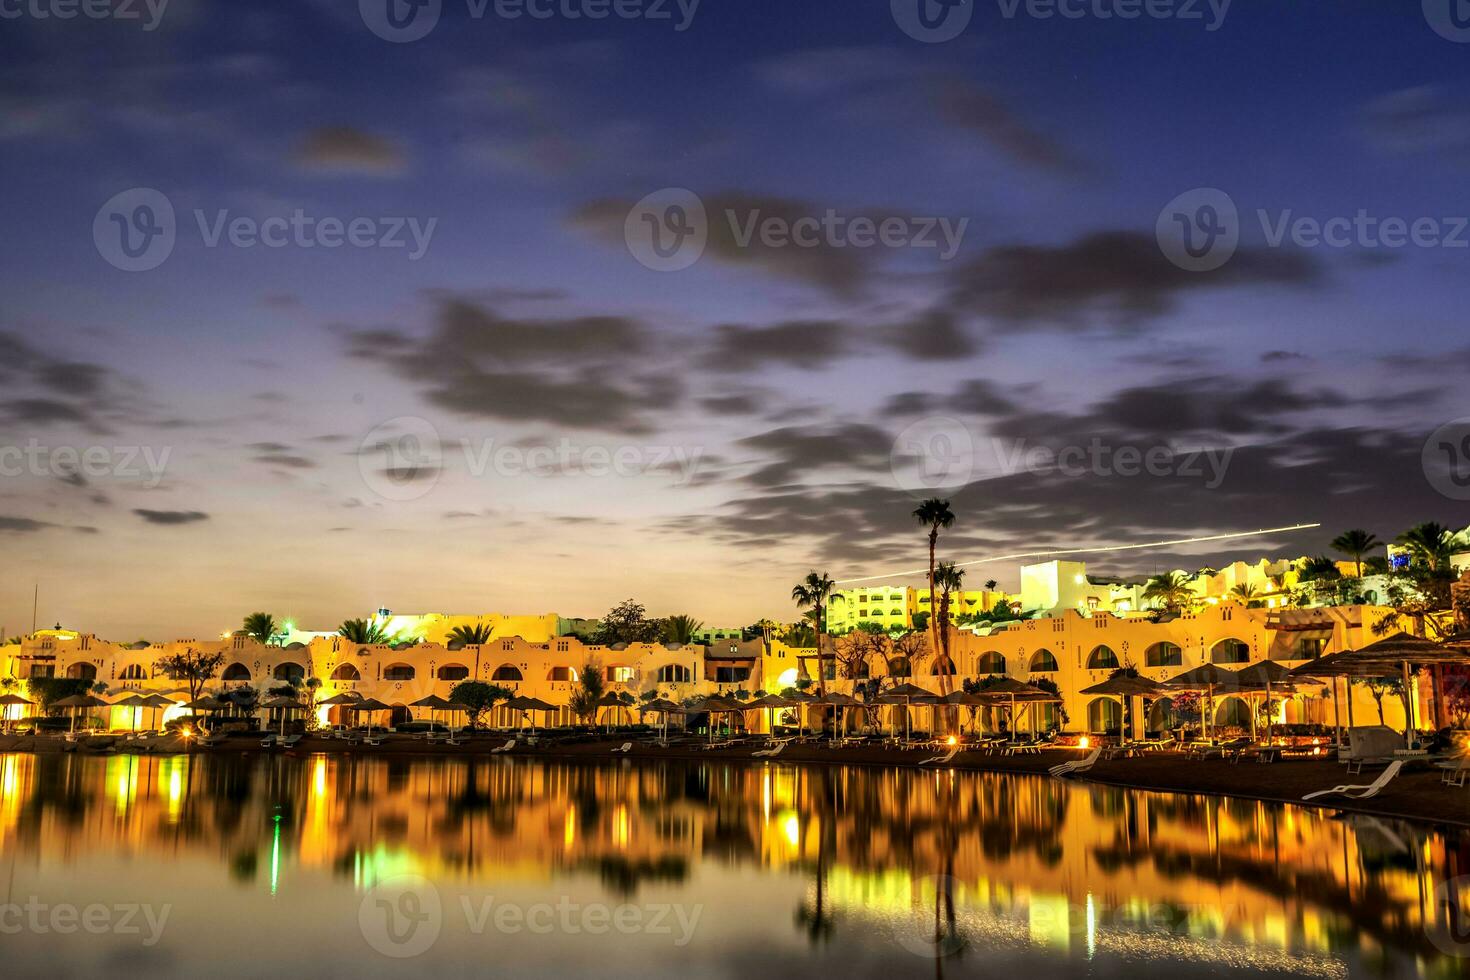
[593,600,662,645]
[1330,529,1381,579]
[912,498,955,669]
[910,611,929,633]
[338,618,393,644]
[661,614,704,645]
[1396,522,1459,572]
[1298,555,1342,583]
[447,681,514,729]
[1143,572,1194,612]
[242,612,277,645]
[155,648,226,701]
[1230,583,1258,602]
[932,561,964,695]
[1364,676,1403,725]
[569,659,606,723]
[984,578,998,592]
[791,571,835,698]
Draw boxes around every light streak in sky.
[837,523,1322,584]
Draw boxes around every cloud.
[132,509,209,525]
[247,442,317,469]
[698,321,853,373]
[930,77,1091,177]
[732,423,900,487]
[0,516,53,533]
[1360,86,1470,156]
[944,231,1320,328]
[295,126,405,175]
[883,378,1022,418]
[881,310,982,361]
[698,394,763,416]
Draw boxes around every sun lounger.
[259,734,278,748]
[611,742,633,754]
[279,735,302,748]
[1049,746,1102,778]
[1303,759,1405,801]
[753,740,788,758]
[920,745,961,766]
[1437,756,1470,788]
[489,738,516,754]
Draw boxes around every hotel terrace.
[2,596,1432,737]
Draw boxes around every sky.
[1,0,1467,639]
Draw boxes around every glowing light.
[947,735,957,746]
[782,813,800,848]
[1079,736,1091,749]
[837,524,1323,583]
[563,808,576,851]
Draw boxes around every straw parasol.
[349,697,391,734]
[260,694,303,737]
[977,678,1065,739]
[595,692,633,730]
[741,693,792,737]
[504,695,557,733]
[876,683,941,742]
[111,693,153,733]
[1234,661,1321,743]
[54,693,111,734]
[695,694,746,743]
[1166,664,1241,741]
[0,692,33,734]
[638,697,684,740]
[815,691,862,737]
[410,694,460,732]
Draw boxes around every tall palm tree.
[933,561,964,695]
[1330,529,1381,579]
[984,578,998,592]
[242,612,276,645]
[1396,522,1457,571]
[1142,572,1194,613]
[338,618,392,644]
[661,614,704,645]
[1230,583,1258,602]
[447,622,495,679]
[912,498,955,663]
[791,571,835,698]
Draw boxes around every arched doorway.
[1087,697,1123,734]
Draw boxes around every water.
[0,752,1466,978]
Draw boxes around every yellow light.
[1079,736,1090,749]
[947,735,957,746]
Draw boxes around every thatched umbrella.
[638,697,684,740]
[0,692,34,734]
[696,694,746,743]
[876,683,941,742]
[595,692,632,731]
[1233,660,1321,743]
[54,693,112,734]
[260,694,303,737]
[741,693,791,737]
[815,691,862,737]
[1166,664,1241,741]
[140,693,176,731]
[349,697,391,735]
[504,695,558,733]
[1080,675,1166,741]
[111,693,153,733]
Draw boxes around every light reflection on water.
[0,752,1466,979]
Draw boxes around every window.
[714,666,750,683]
[492,665,524,681]
[548,666,577,682]
[29,664,55,679]
[1028,649,1058,672]
[331,663,360,681]
[67,662,97,680]
[608,666,636,683]
[437,664,470,681]
[383,664,415,681]
[1145,642,1183,668]
[1086,646,1119,670]
[120,664,147,680]
[976,651,1006,674]
[1210,638,1250,664]
[1295,637,1326,660]
[274,662,305,682]
[657,664,691,683]
[222,662,252,681]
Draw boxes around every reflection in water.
[0,752,1466,979]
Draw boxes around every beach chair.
[279,734,302,748]
[1303,760,1405,801]
[920,745,961,766]
[259,734,278,748]
[753,740,788,758]
[611,742,634,754]
[1049,746,1102,778]
[1437,756,1470,788]
[489,738,516,754]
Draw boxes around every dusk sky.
[2,0,1467,638]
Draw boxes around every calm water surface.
[1,752,1467,979]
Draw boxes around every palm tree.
[984,578,998,592]
[1330,529,1381,579]
[933,561,964,696]
[337,618,392,644]
[791,571,835,698]
[1396,522,1457,571]
[661,614,704,645]
[447,622,495,680]
[912,498,955,662]
[1230,583,1258,602]
[1142,572,1194,613]
[242,612,276,645]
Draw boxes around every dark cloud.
[930,77,1091,177]
[0,516,53,533]
[882,378,1021,418]
[882,310,981,361]
[697,394,762,416]
[248,442,317,469]
[1360,86,1470,156]
[945,231,1320,328]
[1261,350,1309,363]
[733,423,898,487]
[295,126,405,175]
[132,509,209,525]
[698,321,852,373]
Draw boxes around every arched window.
[1086,646,1119,670]
[437,664,470,681]
[493,665,524,682]
[976,651,1006,675]
[1028,649,1058,673]
[67,662,97,680]
[656,664,691,683]
[1210,638,1250,664]
[331,663,360,681]
[888,657,912,678]
[548,666,578,682]
[383,663,415,681]
[274,662,305,682]
[931,660,956,676]
[1145,642,1183,668]
[1087,697,1123,734]
[1215,696,1252,728]
[221,662,252,681]
[119,664,147,680]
